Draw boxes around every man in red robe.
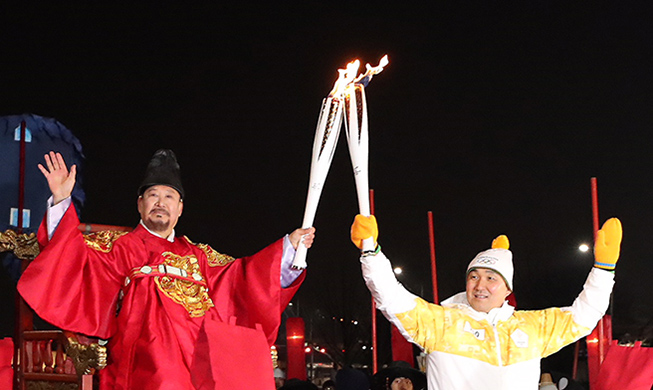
[18,150,315,390]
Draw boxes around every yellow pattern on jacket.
[361,251,614,390]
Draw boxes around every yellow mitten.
[594,218,622,271]
[492,235,510,250]
[351,215,378,250]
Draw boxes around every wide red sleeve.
[17,206,124,339]
[206,239,305,345]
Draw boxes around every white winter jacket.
[361,251,614,390]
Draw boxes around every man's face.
[390,377,413,390]
[466,268,511,313]
[137,185,183,236]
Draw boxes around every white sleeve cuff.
[46,196,72,240]
[280,235,303,288]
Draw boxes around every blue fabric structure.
[0,113,85,280]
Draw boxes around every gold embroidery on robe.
[83,231,129,253]
[0,230,39,260]
[154,251,214,317]
[183,236,235,267]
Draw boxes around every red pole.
[591,177,600,241]
[591,178,605,365]
[17,121,26,234]
[585,177,608,390]
[574,177,604,383]
[572,341,580,380]
[15,120,32,390]
[369,189,378,373]
[427,211,439,303]
[591,178,604,357]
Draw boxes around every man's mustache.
[150,208,170,216]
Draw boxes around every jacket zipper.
[493,324,503,366]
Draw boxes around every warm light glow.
[394,267,402,275]
[305,347,312,353]
[587,338,599,344]
[354,54,389,84]
[329,60,360,98]
[579,244,590,252]
[328,55,389,98]
[320,348,326,353]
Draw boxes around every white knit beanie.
[466,248,514,291]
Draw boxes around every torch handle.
[292,200,320,269]
[353,172,370,217]
[292,97,344,270]
[293,242,309,270]
[345,84,371,217]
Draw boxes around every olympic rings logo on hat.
[474,256,498,265]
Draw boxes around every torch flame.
[354,54,389,85]
[329,60,360,98]
[328,55,389,96]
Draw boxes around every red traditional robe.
[18,205,305,389]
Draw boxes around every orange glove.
[351,214,378,250]
[594,218,622,271]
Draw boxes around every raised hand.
[38,151,77,205]
[594,218,622,271]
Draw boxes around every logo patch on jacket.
[511,329,529,348]
[463,321,485,340]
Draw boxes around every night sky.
[2,2,652,347]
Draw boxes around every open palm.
[38,151,77,205]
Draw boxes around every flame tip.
[328,55,389,96]
[380,54,389,66]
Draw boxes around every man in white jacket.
[350,215,621,390]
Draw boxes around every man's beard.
[145,209,171,233]
[147,219,170,233]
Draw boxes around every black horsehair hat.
[372,361,427,390]
[138,149,185,199]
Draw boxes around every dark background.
[2,1,652,368]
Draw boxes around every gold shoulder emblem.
[83,231,129,253]
[183,236,236,267]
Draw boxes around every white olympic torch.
[345,55,389,217]
[292,61,360,269]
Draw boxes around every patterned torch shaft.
[345,83,371,217]
[292,96,344,269]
